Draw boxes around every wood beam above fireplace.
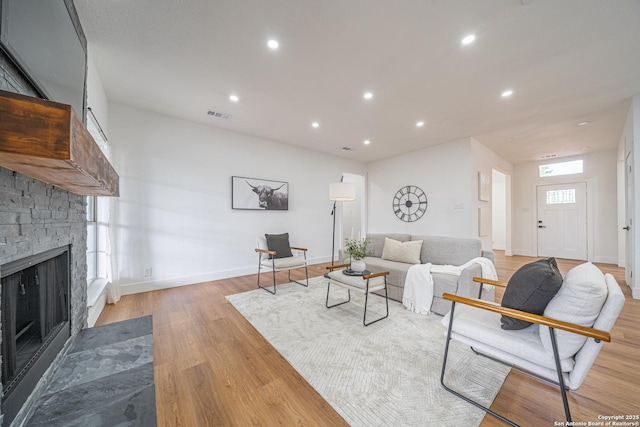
[0,90,119,197]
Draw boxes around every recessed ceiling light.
[363,92,373,100]
[267,39,279,50]
[505,137,515,142]
[363,139,371,145]
[229,94,239,102]
[311,122,319,128]
[501,90,513,98]
[461,34,476,45]
[416,121,425,127]
[581,147,590,150]
[578,121,591,126]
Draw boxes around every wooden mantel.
[0,90,119,196]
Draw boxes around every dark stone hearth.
[26,316,156,426]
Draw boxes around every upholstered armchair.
[255,233,308,294]
[440,262,624,425]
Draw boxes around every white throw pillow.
[381,238,422,264]
[539,262,608,359]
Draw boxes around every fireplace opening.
[1,246,71,425]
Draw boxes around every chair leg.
[326,281,350,308]
[288,265,309,287]
[257,258,276,295]
[363,277,389,326]
[549,328,572,422]
[440,301,519,427]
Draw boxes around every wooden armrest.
[473,277,507,288]
[255,248,276,255]
[442,293,610,342]
[290,246,307,252]
[326,263,350,271]
[363,271,389,280]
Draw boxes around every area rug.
[226,277,510,427]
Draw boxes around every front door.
[537,182,587,260]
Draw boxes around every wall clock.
[393,185,427,222]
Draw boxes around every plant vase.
[351,259,366,273]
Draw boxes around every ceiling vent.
[539,154,558,159]
[341,146,353,151]
[207,110,232,120]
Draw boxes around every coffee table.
[324,263,389,326]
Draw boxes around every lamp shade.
[329,182,356,201]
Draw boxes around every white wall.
[367,138,473,238]
[86,53,109,134]
[108,104,365,294]
[492,170,506,250]
[366,138,513,251]
[511,151,618,263]
[471,139,513,250]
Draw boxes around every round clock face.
[393,186,427,222]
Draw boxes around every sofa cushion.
[265,233,293,259]
[540,262,608,359]
[366,233,411,258]
[364,256,412,289]
[414,235,482,266]
[381,238,422,264]
[500,258,563,330]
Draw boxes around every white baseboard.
[592,256,618,265]
[87,291,107,327]
[618,259,625,268]
[492,244,506,250]
[505,250,513,256]
[119,256,333,296]
[512,250,536,257]
[632,287,640,300]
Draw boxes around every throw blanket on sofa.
[402,257,498,315]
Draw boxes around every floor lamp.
[329,180,356,265]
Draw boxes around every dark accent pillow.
[500,257,563,330]
[265,233,293,259]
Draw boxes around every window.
[85,108,111,302]
[86,196,97,283]
[539,160,583,177]
[546,189,576,205]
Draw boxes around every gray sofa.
[343,233,495,315]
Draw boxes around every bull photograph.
[232,176,289,210]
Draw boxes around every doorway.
[536,182,587,260]
[341,173,366,251]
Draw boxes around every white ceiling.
[73,0,640,164]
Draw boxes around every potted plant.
[344,237,372,272]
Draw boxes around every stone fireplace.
[0,167,88,426]
[1,246,71,424]
[0,7,118,421]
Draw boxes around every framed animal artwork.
[232,176,289,210]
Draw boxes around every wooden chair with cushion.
[439,261,625,426]
[255,233,308,294]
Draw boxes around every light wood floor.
[97,252,640,426]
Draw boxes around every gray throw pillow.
[265,233,293,259]
[500,257,563,330]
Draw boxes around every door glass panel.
[546,189,575,204]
